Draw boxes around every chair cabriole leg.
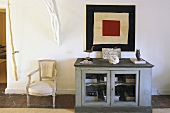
[53,95,55,108]
[27,95,30,107]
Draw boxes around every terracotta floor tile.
[0,84,170,108]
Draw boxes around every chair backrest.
[38,60,56,80]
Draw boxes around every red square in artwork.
[102,20,120,36]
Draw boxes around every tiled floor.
[0,94,75,108]
[152,95,170,108]
[0,83,170,108]
[0,83,75,108]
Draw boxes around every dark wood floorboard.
[152,95,170,108]
[0,83,170,108]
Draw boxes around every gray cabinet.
[74,58,154,113]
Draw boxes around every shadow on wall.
[156,68,170,95]
[56,58,77,79]
[54,58,77,92]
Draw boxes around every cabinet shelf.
[115,82,135,86]
[86,82,106,86]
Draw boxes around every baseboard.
[57,89,75,94]
[157,89,170,95]
[5,88,167,95]
[5,88,26,94]
[152,89,170,95]
[152,89,159,95]
[5,88,75,95]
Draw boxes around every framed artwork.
[85,5,135,51]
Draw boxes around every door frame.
[0,2,9,85]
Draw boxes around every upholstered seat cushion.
[28,81,54,96]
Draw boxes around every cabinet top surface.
[74,58,154,68]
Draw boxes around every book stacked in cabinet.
[74,58,154,113]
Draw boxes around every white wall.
[1,0,170,95]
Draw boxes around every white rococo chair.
[26,60,57,108]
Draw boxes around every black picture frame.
[85,5,135,51]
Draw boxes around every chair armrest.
[26,69,39,94]
[28,69,40,77]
